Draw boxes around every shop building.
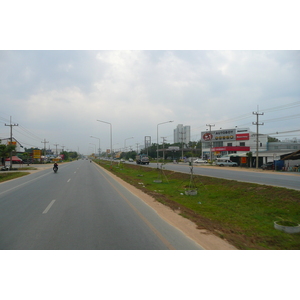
[201,128,268,160]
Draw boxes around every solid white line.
[67,179,71,182]
[43,200,56,214]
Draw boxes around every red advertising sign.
[203,133,213,141]
[212,146,250,152]
[236,133,249,140]
[241,157,247,164]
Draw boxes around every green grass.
[17,167,37,170]
[0,172,30,182]
[97,161,300,250]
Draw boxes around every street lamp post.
[97,120,112,166]
[90,136,101,159]
[124,137,134,152]
[89,143,96,157]
[157,121,173,168]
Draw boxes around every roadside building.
[201,127,267,160]
[201,127,300,167]
[0,137,24,152]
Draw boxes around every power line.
[262,114,300,123]
[267,129,300,135]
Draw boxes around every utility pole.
[206,124,215,162]
[53,143,59,156]
[144,136,151,156]
[5,116,18,170]
[41,139,49,163]
[252,110,264,169]
[179,130,184,161]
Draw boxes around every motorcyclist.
[53,162,58,171]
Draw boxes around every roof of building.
[281,150,300,160]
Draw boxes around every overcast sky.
[0,50,299,154]
[1,1,299,155]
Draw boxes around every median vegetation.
[0,172,30,183]
[96,160,300,250]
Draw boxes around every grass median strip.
[0,172,30,183]
[97,161,300,250]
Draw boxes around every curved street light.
[157,121,173,168]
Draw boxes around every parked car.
[128,158,134,162]
[193,159,208,164]
[216,160,238,167]
[261,162,274,170]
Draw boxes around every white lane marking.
[0,172,51,196]
[67,179,71,182]
[74,171,76,174]
[43,200,56,214]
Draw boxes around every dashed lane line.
[42,200,56,214]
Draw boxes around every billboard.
[201,129,250,142]
[201,129,236,142]
[33,150,41,159]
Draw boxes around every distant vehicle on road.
[261,162,274,170]
[193,159,208,164]
[136,154,149,165]
[216,159,238,167]
[128,158,134,162]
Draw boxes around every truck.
[136,154,150,165]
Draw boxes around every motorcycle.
[53,166,58,173]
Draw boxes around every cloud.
[1,50,299,152]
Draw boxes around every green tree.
[22,152,31,166]
[0,141,16,168]
[68,151,78,159]
[246,152,253,168]
[60,151,69,160]
[268,137,280,142]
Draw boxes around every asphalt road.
[0,160,203,250]
[141,162,300,191]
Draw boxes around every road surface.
[0,160,204,250]
[142,162,300,191]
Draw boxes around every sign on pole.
[33,150,41,159]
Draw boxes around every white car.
[216,160,238,167]
[193,159,208,164]
[128,158,134,162]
